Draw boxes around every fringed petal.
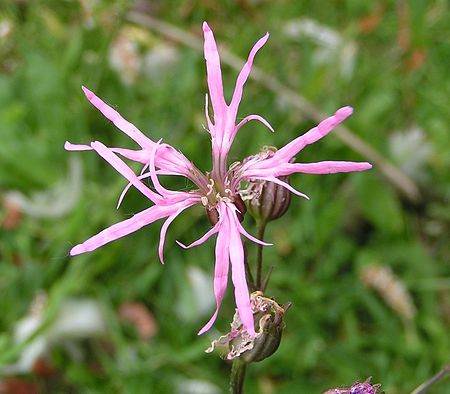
[198,222,230,335]
[275,106,353,163]
[244,174,310,200]
[204,93,214,133]
[116,165,150,209]
[70,205,171,256]
[64,141,92,151]
[81,86,155,149]
[229,33,269,120]
[148,140,178,197]
[228,207,255,336]
[233,114,274,141]
[176,223,219,249]
[237,221,273,246]
[202,22,227,125]
[158,206,192,264]
[109,147,149,163]
[90,141,162,204]
[288,161,372,174]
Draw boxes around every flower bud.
[206,291,288,363]
[322,377,383,394]
[245,177,291,224]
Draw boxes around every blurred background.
[0,1,449,393]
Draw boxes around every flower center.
[201,176,233,207]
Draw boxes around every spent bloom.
[206,291,287,362]
[66,22,371,336]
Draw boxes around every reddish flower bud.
[205,206,220,226]
[233,194,247,223]
[205,194,246,226]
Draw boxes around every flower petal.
[198,223,230,335]
[274,106,353,163]
[233,114,274,141]
[116,166,151,209]
[82,86,155,149]
[204,93,214,133]
[176,223,219,249]
[148,140,179,197]
[202,22,227,126]
[229,33,269,120]
[288,161,372,174]
[228,207,255,336]
[109,147,149,164]
[70,205,170,256]
[90,141,162,204]
[237,220,273,246]
[65,141,92,151]
[158,205,194,264]
[244,174,310,200]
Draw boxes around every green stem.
[243,242,256,291]
[229,359,247,394]
[255,221,267,290]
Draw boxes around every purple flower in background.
[66,22,371,336]
[323,377,382,394]
[349,382,378,394]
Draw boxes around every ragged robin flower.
[66,22,372,336]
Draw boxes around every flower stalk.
[255,221,267,290]
[230,358,247,394]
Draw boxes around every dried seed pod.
[206,291,288,363]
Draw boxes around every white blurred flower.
[0,20,13,39]
[283,18,357,80]
[284,18,340,48]
[177,379,221,394]
[389,126,433,181]
[143,42,180,82]
[1,294,106,375]
[108,26,179,85]
[109,30,142,85]
[175,266,215,323]
[49,299,106,341]
[187,266,215,316]
[4,156,82,218]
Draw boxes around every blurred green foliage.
[0,0,449,393]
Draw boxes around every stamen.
[206,178,215,196]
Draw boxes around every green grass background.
[0,0,449,393]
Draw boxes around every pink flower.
[66,22,372,336]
